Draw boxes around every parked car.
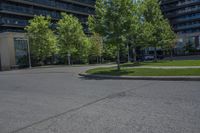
[143,54,165,61]
[144,55,155,60]
[157,54,164,59]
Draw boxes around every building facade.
[161,0,200,55]
[0,0,95,70]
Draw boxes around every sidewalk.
[125,66,200,69]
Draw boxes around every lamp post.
[27,37,32,69]
[15,37,32,69]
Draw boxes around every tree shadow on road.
[78,76,129,81]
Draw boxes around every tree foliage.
[57,13,87,64]
[89,33,103,63]
[89,0,135,70]
[25,0,177,66]
[140,0,176,61]
[25,16,57,62]
[73,37,91,64]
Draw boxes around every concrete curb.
[79,73,200,81]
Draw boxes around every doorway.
[14,38,29,67]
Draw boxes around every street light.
[15,37,32,69]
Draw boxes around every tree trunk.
[117,43,120,71]
[67,51,71,65]
[100,56,102,64]
[127,45,130,62]
[154,47,157,62]
[133,48,137,63]
[97,57,99,64]
[170,48,173,61]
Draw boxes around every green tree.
[102,44,117,62]
[89,0,134,70]
[25,16,57,63]
[57,13,87,65]
[126,1,144,62]
[161,20,177,60]
[141,0,171,61]
[73,37,91,64]
[89,33,103,64]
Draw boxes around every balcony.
[162,0,200,12]
[6,0,95,16]
[172,13,200,24]
[0,18,28,28]
[175,23,200,31]
[161,0,178,5]
[60,0,95,8]
[165,6,200,18]
[178,0,200,6]
[0,2,91,23]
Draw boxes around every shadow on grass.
[121,62,143,67]
[79,69,136,80]
[88,69,135,76]
[79,76,115,80]
[122,60,173,67]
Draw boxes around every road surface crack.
[10,82,154,133]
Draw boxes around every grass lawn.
[86,67,200,76]
[121,60,200,67]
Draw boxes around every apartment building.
[161,0,200,55]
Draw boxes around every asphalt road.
[0,65,200,133]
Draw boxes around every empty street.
[0,66,200,133]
